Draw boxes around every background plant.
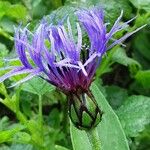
[0,0,150,150]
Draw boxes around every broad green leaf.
[20,92,33,117]
[133,32,150,62]
[13,132,31,143]
[65,0,132,23]
[135,70,150,89]
[0,27,13,41]
[49,0,63,9]
[112,47,142,76]
[0,116,9,131]
[0,17,16,33]
[133,49,150,70]
[0,2,28,22]
[92,84,129,150]
[105,85,128,109]
[70,123,91,150]
[129,0,150,12]
[0,145,9,150]
[9,144,33,150]
[6,4,27,21]
[134,13,150,27]
[0,1,11,19]
[0,83,7,96]
[70,83,129,150]
[100,0,132,22]
[96,46,141,77]
[0,130,15,143]
[0,43,9,57]
[32,0,42,7]
[26,120,43,146]
[32,2,47,18]
[112,47,141,67]
[117,95,150,137]
[32,0,63,18]
[0,95,17,113]
[55,145,70,150]
[0,126,24,143]
[129,80,150,97]
[21,77,55,95]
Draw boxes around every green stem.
[38,95,43,129]
[86,128,101,150]
[38,95,44,146]
[16,111,27,124]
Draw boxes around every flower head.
[0,7,145,129]
[0,8,145,92]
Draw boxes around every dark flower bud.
[68,90,103,130]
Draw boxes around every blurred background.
[0,0,150,150]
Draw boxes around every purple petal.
[76,23,82,54]
[106,10,123,40]
[14,27,32,68]
[107,24,147,50]
[0,67,40,83]
[9,69,41,88]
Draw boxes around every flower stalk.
[38,95,44,146]
[86,127,101,150]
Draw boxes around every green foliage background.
[0,0,150,150]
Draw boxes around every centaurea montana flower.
[0,8,145,129]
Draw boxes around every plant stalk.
[38,94,44,147]
[86,127,101,150]
[39,95,43,128]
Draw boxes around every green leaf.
[112,47,141,76]
[0,27,13,41]
[32,0,42,8]
[66,0,132,23]
[117,95,150,137]
[21,77,55,95]
[134,13,150,27]
[6,4,27,21]
[112,47,140,67]
[0,95,17,113]
[55,145,70,150]
[0,116,9,131]
[0,1,11,20]
[70,123,91,150]
[0,145,9,150]
[129,0,150,12]
[32,2,47,18]
[0,17,16,33]
[96,46,141,77]
[70,83,129,150]
[135,70,150,89]
[0,83,7,96]
[0,126,24,143]
[26,120,43,146]
[99,0,132,24]
[10,144,33,150]
[13,132,31,143]
[0,43,9,57]
[133,32,150,62]
[105,85,128,109]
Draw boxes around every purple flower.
[0,8,145,93]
